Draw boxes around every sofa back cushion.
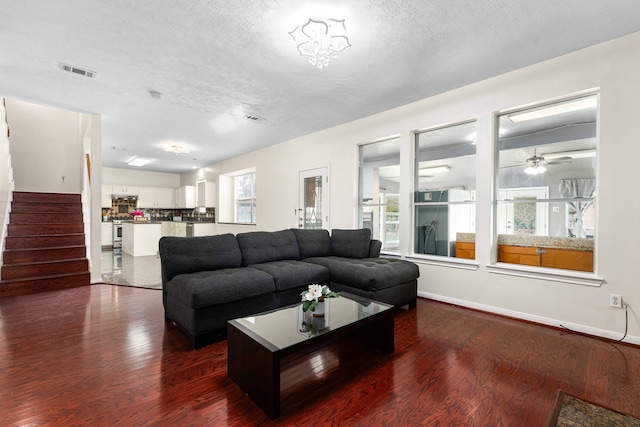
[237,229,301,266]
[291,228,332,258]
[331,228,372,258]
[159,234,242,284]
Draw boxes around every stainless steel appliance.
[113,220,123,252]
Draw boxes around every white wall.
[183,32,640,343]
[102,167,180,188]
[6,99,83,193]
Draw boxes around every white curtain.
[559,178,596,238]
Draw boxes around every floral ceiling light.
[289,18,351,69]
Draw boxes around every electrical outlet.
[610,294,622,308]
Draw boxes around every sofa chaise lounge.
[159,228,419,349]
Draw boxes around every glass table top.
[230,293,393,350]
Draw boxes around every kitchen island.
[122,222,162,257]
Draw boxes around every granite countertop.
[456,233,594,251]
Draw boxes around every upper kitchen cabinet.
[112,185,138,196]
[175,185,195,209]
[196,181,217,207]
[138,186,175,208]
[101,185,112,208]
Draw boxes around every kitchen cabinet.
[101,185,112,208]
[161,221,187,237]
[497,244,593,272]
[122,222,162,257]
[138,186,175,208]
[101,222,113,246]
[455,242,475,259]
[111,185,138,196]
[195,181,217,208]
[193,223,216,236]
[175,185,195,208]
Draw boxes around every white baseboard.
[417,291,640,346]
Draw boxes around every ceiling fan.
[503,148,592,174]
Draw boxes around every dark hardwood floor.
[1,284,639,426]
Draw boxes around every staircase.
[0,191,90,296]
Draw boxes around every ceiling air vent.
[244,115,264,122]
[59,63,96,79]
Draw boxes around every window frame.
[234,172,256,224]
[412,120,478,261]
[491,93,600,280]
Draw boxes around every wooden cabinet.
[138,186,174,208]
[456,242,593,272]
[498,244,593,272]
[455,242,475,259]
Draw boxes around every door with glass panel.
[298,167,329,229]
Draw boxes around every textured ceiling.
[1,0,640,173]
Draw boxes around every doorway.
[298,167,329,229]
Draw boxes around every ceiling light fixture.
[418,165,451,178]
[289,18,351,69]
[419,165,451,175]
[524,155,546,175]
[164,144,189,154]
[508,97,597,123]
[127,157,153,167]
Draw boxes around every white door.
[298,167,329,229]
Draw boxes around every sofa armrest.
[368,239,382,258]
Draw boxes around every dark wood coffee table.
[227,292,394,418]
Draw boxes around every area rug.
[552,391,640,426]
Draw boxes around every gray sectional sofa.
[159,228,419,349]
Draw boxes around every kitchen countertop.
[456,232,594,251]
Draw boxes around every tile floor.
[101,249,162,289]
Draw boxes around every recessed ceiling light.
[127,157,153,167]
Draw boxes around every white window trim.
[487,263,603,287]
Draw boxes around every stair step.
[3,245,86,264]
[11,202,82,214]
[1,258,89,281]
[10,212,84,224]
[5,234,86,249]
[0,272,91,297]
[0,191,90,296]
[7,223,85,236]
[12,191,81,204]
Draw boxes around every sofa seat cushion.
[165,267,275,309]
[253,260,331,291]
[237,230,301,266]
[303,257,419,292]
